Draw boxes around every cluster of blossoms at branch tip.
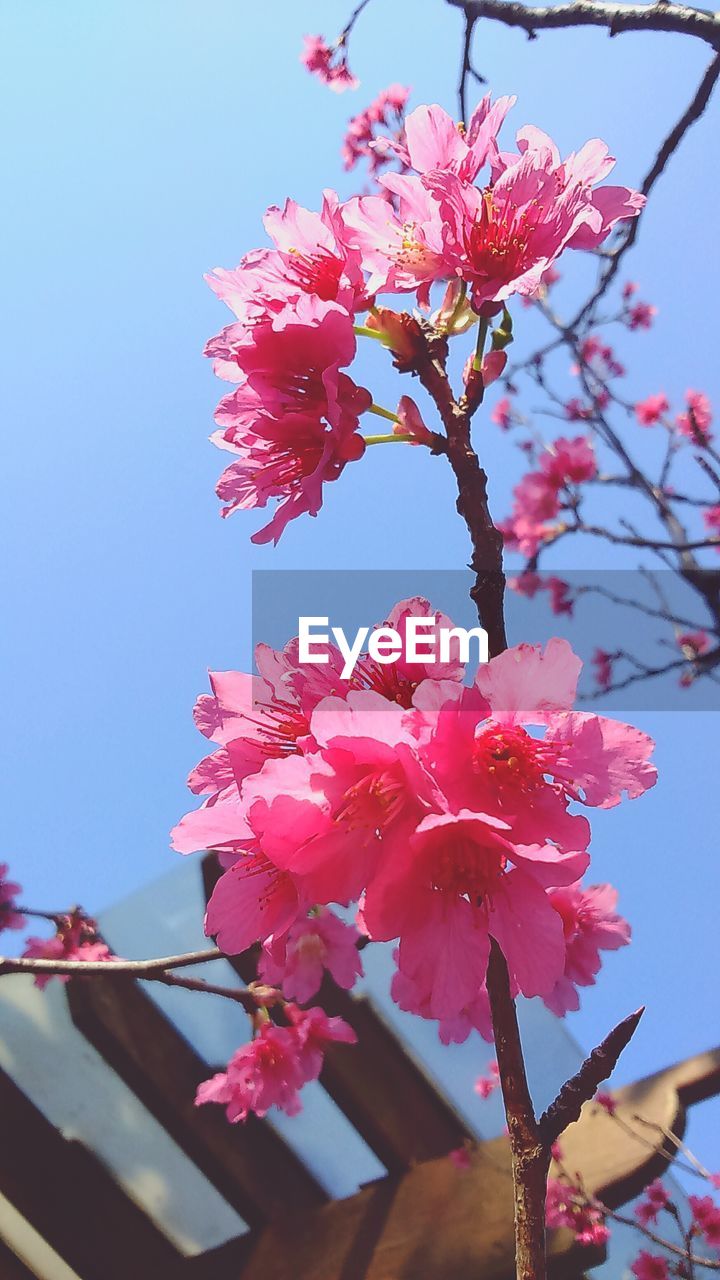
[21,909,114,989]
[546,1175,609,1247]
[203,96,642,542]
[0,863,24,935]
[635,389,714,445]
[499,435,597,557]
[341,84,411,180]
[173,596,653,1111]
[300,35,358,92]
[196,1003,356,1122]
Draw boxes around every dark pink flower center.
[466,190,535,284]
[472,724,547,793]
[430,835,506,900]
[336,767,407,832]
[285,247,345,301]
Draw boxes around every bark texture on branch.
[447,0,720,48]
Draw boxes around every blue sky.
[2,0,719,1186]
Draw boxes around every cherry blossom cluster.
[499,436,597,558]
[21,908,114,987]
[300,35,358,92]
[544,1107,720,1277]
[196,1003,356,1123]
[203,98,643,544]
[173,597,654,1093]
[635,388,714,445]
[341,84,410,178]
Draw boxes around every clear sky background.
[1,0,719,1189]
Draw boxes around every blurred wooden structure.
[0,857,718,1279]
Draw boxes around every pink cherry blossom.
[676,390,713,445]
[22,911,114,990]
[196,1003,357,1123]
[635,393,669,427]
[678,630,711,659]
[475,1059,500,1099]
[501,436,596,556]
[0,863,24,934]
[342,85,410,175]
[689,1194,720,1246]
[509,572,573,617]
[592,648,615,691]
[627,301,657,330]
[543,881,630,1016]
[635,1179,669,1225]
[395,395,434,445]
[491,396,514,430]
[546,1176,609,1246]
[175,611,655,1026]
[425,125,643,310]
[258,907,363,1003]
[630,1253,669,1280]
[206,297,371,542]
[703,505,720,555]
[300,35,358,92]
[206,193,367,335]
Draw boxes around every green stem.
[354,324,384,341]
[364,433,414,445]
[472,316,489,371]
[368,402,400,424]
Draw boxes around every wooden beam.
[235,1135,602,1280]
[66,974,327,1226]
[202,853,471,1171]
[0,1068,185,1280]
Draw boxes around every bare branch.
[447,0,720,49]
[539,1007,644,1145]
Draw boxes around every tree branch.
[539,1007,644,1146]
[447,0,720,49]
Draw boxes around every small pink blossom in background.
[689,1194,720,1247]
[594,1089,616,1115]
[627,301,657,330]
[501,437,596,556]
[196,1004,357,1123]
[0,863,24,935]
[342,84,410,176]
[544,882,630,1017]
[703,505,720,554]
[710,1173,720,1190]
[635,393,669,427]
[565,396,594,422]
[634,1179,669,1226]
[622,281,638,300]
[677,630,711,659]
[630,1252,670,1280]
[592,648,615,691]
[300,35,358,92]
[546,1176,609,1246]
[449,1145,472,1170]
[22,911,114,990]
[491,396,514,430]
[474,1059,500,1099]
[509,572,573,617]
[676,390,713,445]
[258,908,363,1004]
[575,335,625,381]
